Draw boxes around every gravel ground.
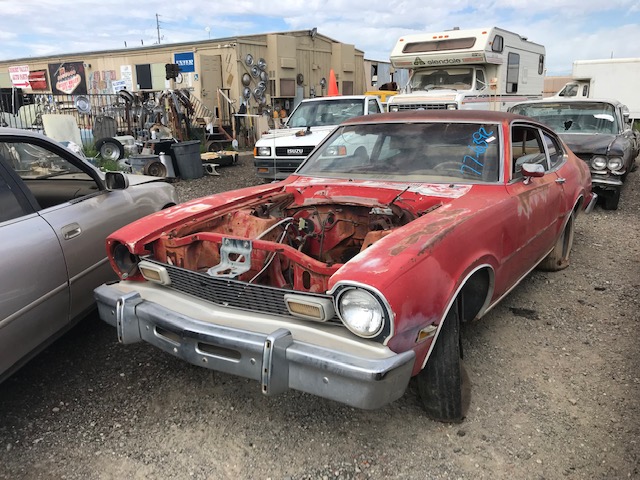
[0,152,638,480]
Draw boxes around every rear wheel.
[538,213,575,271]
[416,298,470,422]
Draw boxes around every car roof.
[342,109,532,125]
[511,98,625,108]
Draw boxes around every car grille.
[145,257,341,322]
[275,146,315,157]
[393,103,450,110]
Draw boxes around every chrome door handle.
[61,223,82,240]
[556,178,566,184]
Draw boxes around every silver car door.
[0,165,69,380]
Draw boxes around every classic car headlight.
[113,243,140,279]
[607,157,623,171]
[255,146,271,156]
[591,156,607,170]
[388,105,399,112]
[336,288,384,338]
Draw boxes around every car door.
[0,158,69,381]
[4,137,161,322]
[502,123,568,284]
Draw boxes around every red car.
[95,110,595,422]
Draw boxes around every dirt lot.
[1,154,638,479]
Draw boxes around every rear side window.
[543,133,564,169]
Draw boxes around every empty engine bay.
[150,194,414,292]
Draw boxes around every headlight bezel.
[333,284,392,341]
[607,156,623,171]
[256,146,272,157]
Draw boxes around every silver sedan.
[0,128,178,382]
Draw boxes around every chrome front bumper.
[94,283,415,410]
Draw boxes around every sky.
[1,0,639,76]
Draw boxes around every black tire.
[602,188,621,210]
[95,137,125,161]
[416,298,470,422]
[538,213,575,271]
[144,160,167,177]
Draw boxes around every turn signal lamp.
[284,294,334,322]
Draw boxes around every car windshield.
[287,99,365,128]
[511,102,618,134]
[409,68,474,91]
[297,121,500,183]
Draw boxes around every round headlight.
[591,156,607,170]
[337,289,384,338]
[607,157,623,171]
[256,146,271,156]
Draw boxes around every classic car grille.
[145,257,340,322]
[275,146,315,157]
[393,103,449,110]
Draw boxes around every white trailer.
[388,27,545,112]
[555,58,640,121]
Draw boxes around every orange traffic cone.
[327,69,339,96]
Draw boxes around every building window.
[135,64,152,90]
[506,53,520,93]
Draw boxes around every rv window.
[492,35,504,53]
[403,37,476,53]
[582,84,589,97]
[506,53,520,93]
[538,55,545,75]
[475,69,486,90]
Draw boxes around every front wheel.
[538,213,575,271]
[416,299,470,422]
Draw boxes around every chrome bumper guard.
[585,192,598,214]
[94,284,415,410]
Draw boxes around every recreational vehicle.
[388,27,545,112]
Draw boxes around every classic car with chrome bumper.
[94,282,415,409]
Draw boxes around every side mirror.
[521,164,545,184]
[105,171,129,190]
[522,163,545,178]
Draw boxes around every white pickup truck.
[253,95,384,181]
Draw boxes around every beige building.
[0,29,367,118]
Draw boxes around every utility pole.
[156,13,161,44]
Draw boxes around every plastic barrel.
[170,140,203,179]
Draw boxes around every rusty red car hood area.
[107,177,479,293]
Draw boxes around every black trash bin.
[171,140,203,179]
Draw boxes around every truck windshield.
[287,99,366,128]
[297,121,500,183]
[410,68,474,91]
[511,102,618,134]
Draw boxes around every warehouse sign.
[174,52,195,73]
[8,65,30,88]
